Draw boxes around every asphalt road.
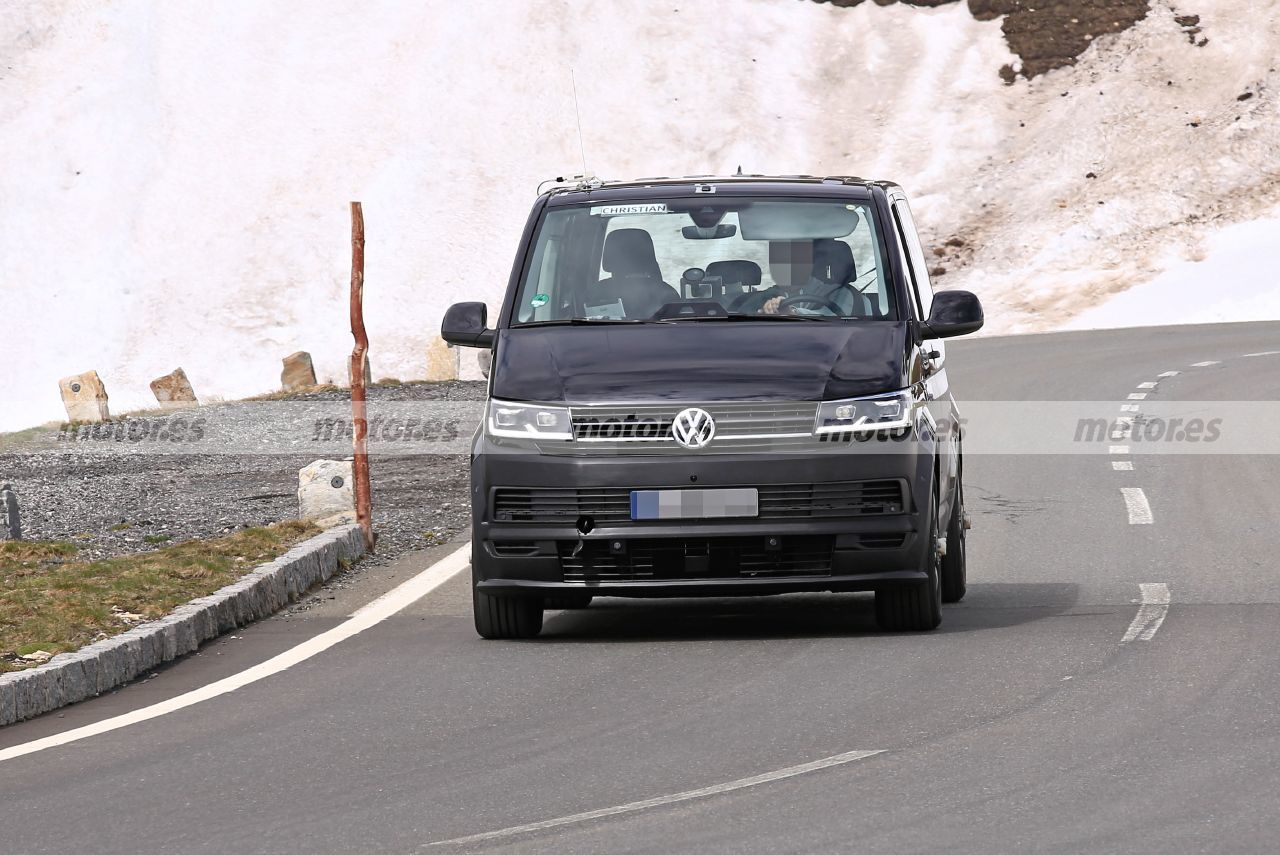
[3,321,1280,854]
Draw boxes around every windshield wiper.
[519,317,647,327]
[722,312,834,322]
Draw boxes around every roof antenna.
[736,165,744,176]
[570,68,589,177]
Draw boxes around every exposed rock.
[58,370,110,423]
[477,349,492,380]
[149,367,199,409]
[298,459,355,524]
[281,351,318,391]
[426,336,458,381]
[816,0,1152,80]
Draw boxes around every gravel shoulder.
[0,381,482,568]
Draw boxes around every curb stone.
[0,524,365,726]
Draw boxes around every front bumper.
[470,440,936,598]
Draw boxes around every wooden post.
[349,202,374,552]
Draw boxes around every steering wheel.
[778,294,845,315]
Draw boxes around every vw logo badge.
[671,407,716,449]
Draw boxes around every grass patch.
[0,521,319,673]
[246,384,342,401]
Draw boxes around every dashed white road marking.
[1158,370,1181,377]
[1121,487,1153,524]
[1120,404,1139,412]
[1191,360,1220,367]
[1127,392,1147,400]
[1137,381,1157,389]
[0,543,473,764]
[424,748,886,848]
[1109,445,1130,455]
[1112,461,1134,471]
[1243,351,1280,358]
[1121,583,1171,643]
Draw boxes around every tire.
[544,594,594,610]
[940,477,967,604]
[875,484,943,632]
[473,571,544,639]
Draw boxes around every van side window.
[891,200,934,320]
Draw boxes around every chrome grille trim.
[565,401,819,453]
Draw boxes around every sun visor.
[738,202,860,240]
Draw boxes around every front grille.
[560,536,835,582]
[561,401,818,454]
[492,480,907,524]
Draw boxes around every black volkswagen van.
[442,176,983,638]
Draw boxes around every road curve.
[3,321,1280,854]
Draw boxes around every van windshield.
[512,198,894,324]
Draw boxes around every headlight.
[815,390,914,434]
[486,399,573,440]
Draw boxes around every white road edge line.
[1112,461,1134,471]
[424,748,886,848]
[1243,351,1280,358]
[1191,360,1220,367]
[0,543,473,764]
[1121,487,1153,524]
[1121,583,1171,643]
[1136,381,1157,389]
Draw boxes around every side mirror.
[441,302,495,348]
[923,290,984,339]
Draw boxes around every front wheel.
[941,478,967,603]
[875,484,943,632]
[473,571,543,639]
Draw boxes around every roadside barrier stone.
[281,351,318,391]
[149,367,199,409]
[58,370,111,423]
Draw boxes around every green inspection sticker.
[530,293,549,308]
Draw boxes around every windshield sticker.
[529,293,550,308]
[590,203,670,216]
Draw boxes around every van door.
[890,197,959,514]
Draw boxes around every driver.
[736,239,862,316]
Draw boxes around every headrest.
[705,260,763,288]
[812,239,855,285]
[602,228,661,277]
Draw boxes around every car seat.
[592,229,680,318]
[812,239,872,316]
[705,260,763,307]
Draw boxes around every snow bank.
[1,0,1277,430]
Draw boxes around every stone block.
[1,483,19,541]
[426,336,458,381]
[298,459,355,523]
[58,370,110,423]
[281,351,317,391]
[149,367,199,408]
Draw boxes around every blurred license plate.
[630,488,759,520]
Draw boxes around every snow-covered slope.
[2,0,1277,430]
